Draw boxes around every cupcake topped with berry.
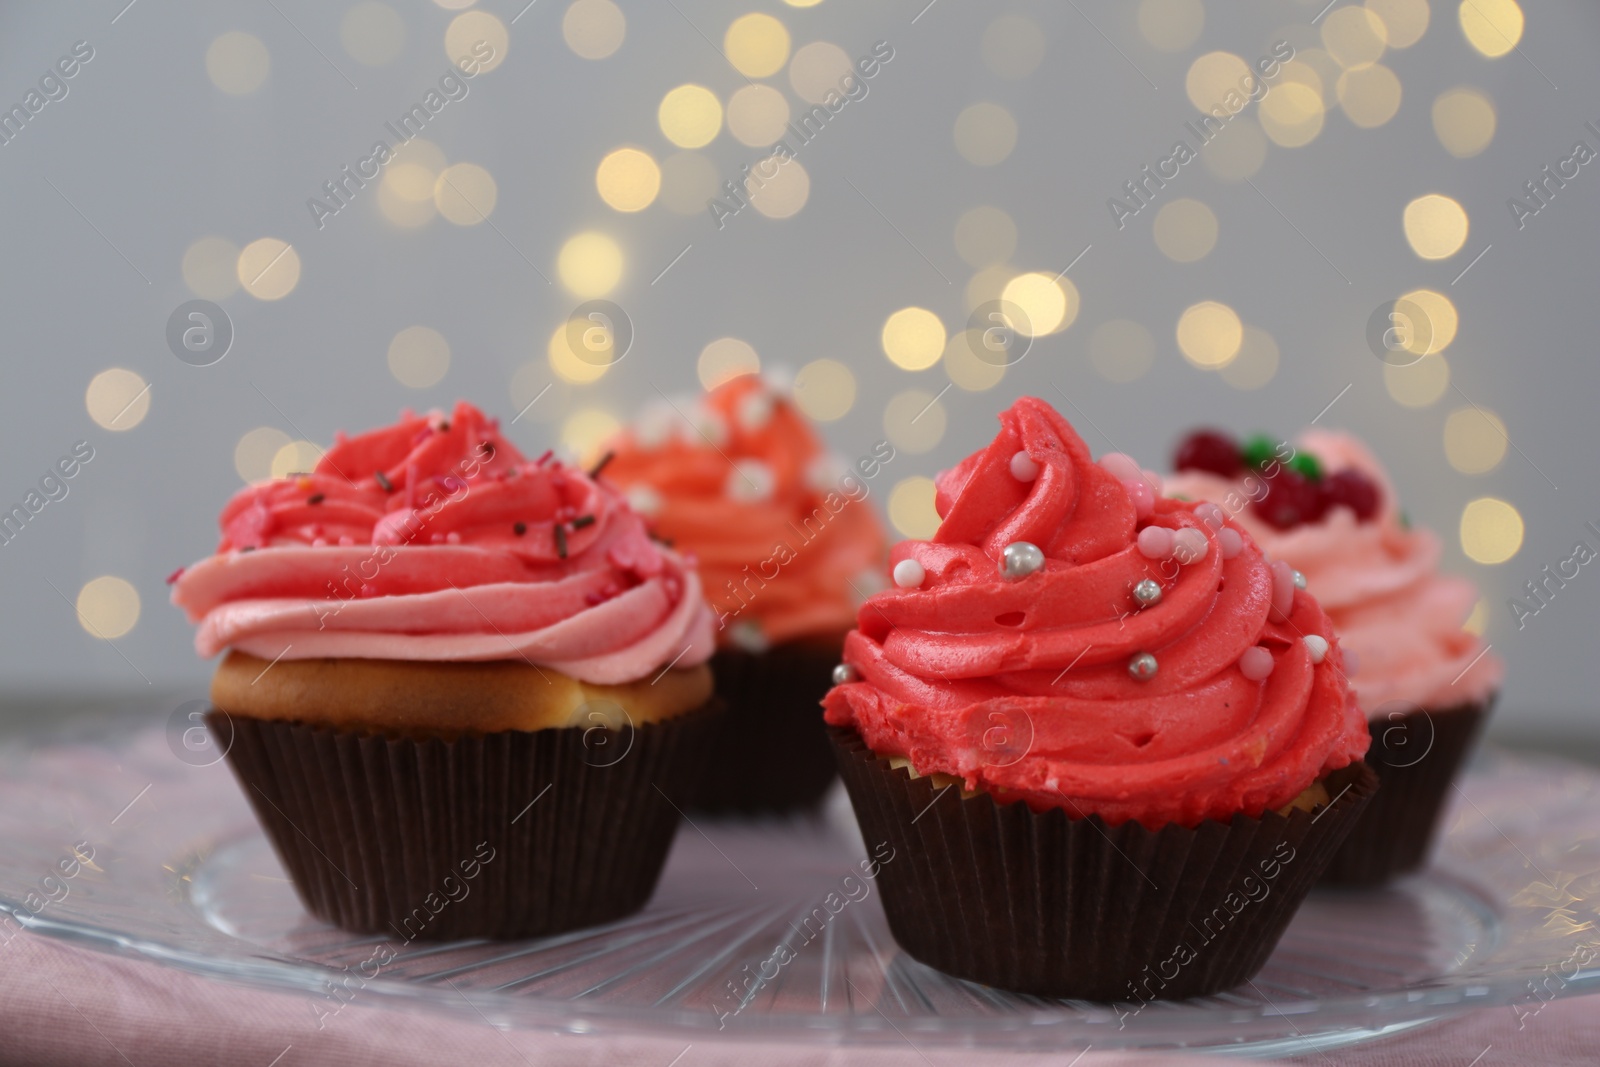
[1166,427,1501,711]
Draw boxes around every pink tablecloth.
[2,928,1597,1067]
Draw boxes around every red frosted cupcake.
[171,402,720,939]
[605,374,891,811]
[824,398,1375,1000]
[1168,428,1503,884]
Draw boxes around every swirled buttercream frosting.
[171,402,714,686]
[822,398,1369,828]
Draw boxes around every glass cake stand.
[3,716,1598,1057]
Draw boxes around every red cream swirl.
[822,398,1369,828]
[172,402,714,685]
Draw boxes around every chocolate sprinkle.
[571,514,596,530]
[513,522,527,536]
[554,524,568,559]
[307,493,325,505]
[374,471,393,492]
[589,451,615,479]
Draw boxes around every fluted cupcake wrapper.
[692,635,844,814]
[212,703,722,941]
[1319,697,1493,887]
[830,727,1377,1001]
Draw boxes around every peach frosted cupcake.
[604,374,891,811]
[1168,427,1502,883]
[824,398,1374,999]
[171,402,719,938]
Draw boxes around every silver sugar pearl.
[1292,569,1307,591]
[1128,652,1158,681]
[1132,578,1163,607]
[832,663,858,685]
[1000,541,1046,581]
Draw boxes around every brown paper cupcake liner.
[830,726,1378,1001]
[1319,697,1493,886]
[211,702,722,940]
[693,634,844,813]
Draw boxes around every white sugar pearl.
[1010,451,1040,481]
[625,486,664,517]
[1303,635,1329,664]
[893,559,926,588]
[806,454,847,494]
[726,459,775,502]
[736,390,775,431]
[1239,646,1274,681]
[1219,527,1243,559]
[1172,528,1208,564]
[1099,452,1142,483]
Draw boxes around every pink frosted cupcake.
[1167,428,1502,883]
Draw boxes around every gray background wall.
[0,0,1595,745]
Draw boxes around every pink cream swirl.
[1165,430,1502,711]
[171,402,715,685]
[822,398,1369,829]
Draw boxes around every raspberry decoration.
[1173,428,1383,529]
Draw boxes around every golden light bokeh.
[1384,352,1450,406]
[434,162,497,224]
[747,156,810,218]
[1259,81,1325,147]
[1366,0,1431,48]
[1403,193,1470,259]
[659,84,722,149]
[76,577,140,640]
[85,368,150,431]
[964,264,1012,313]
[1201,116,1268,181]
[378,180,438,228]
[1321,6,1388,67]
[206,32,270,95]
[387,325,452,389]
[340,2,406,66]
[1464,597,1489,636]
[1152,198,1218,262]
[727,84,791,147]
[725,13,791,78]
[563,0,626,60]
[1444,406,1509,473]
[954,102,1018,166]
[182,237,240,300]
[788,41,854,104]
[981,14,1046,79]
[1433,87,1496,157]
[1001,272,1077,336]
[235,427,292,482]
[548,321,609,385]
[1398,287,1459,355]
[1185,52,1250,112]
[698,338,761,390]
[784,0,823,6]
[659,152,721,215]
[445,11,508,71]
[1176,301,1243,368]
[954,205,1017,268]
[270,440,325,479]
[237,238,301,300]
[882,308,947,370]
[596,147,661,212]
[883,389,947,455]
[1460,497,1523,564]
[944,329,1007,392]
[888,476,941,539]
[1088,319,1155,383]
[1138,0,1204,52]
[561,408,621,464]
[1337,62,1402,128]
[557,232,623,297]
[793,358,856,421]
[1219,326,1280,390]
[1459,0,1523,58]
[380,139,445,227]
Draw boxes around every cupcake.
[170,402,720,939]
[604,374,890,812]
[823,398,1375,1001]
[1166,428,1502,884]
